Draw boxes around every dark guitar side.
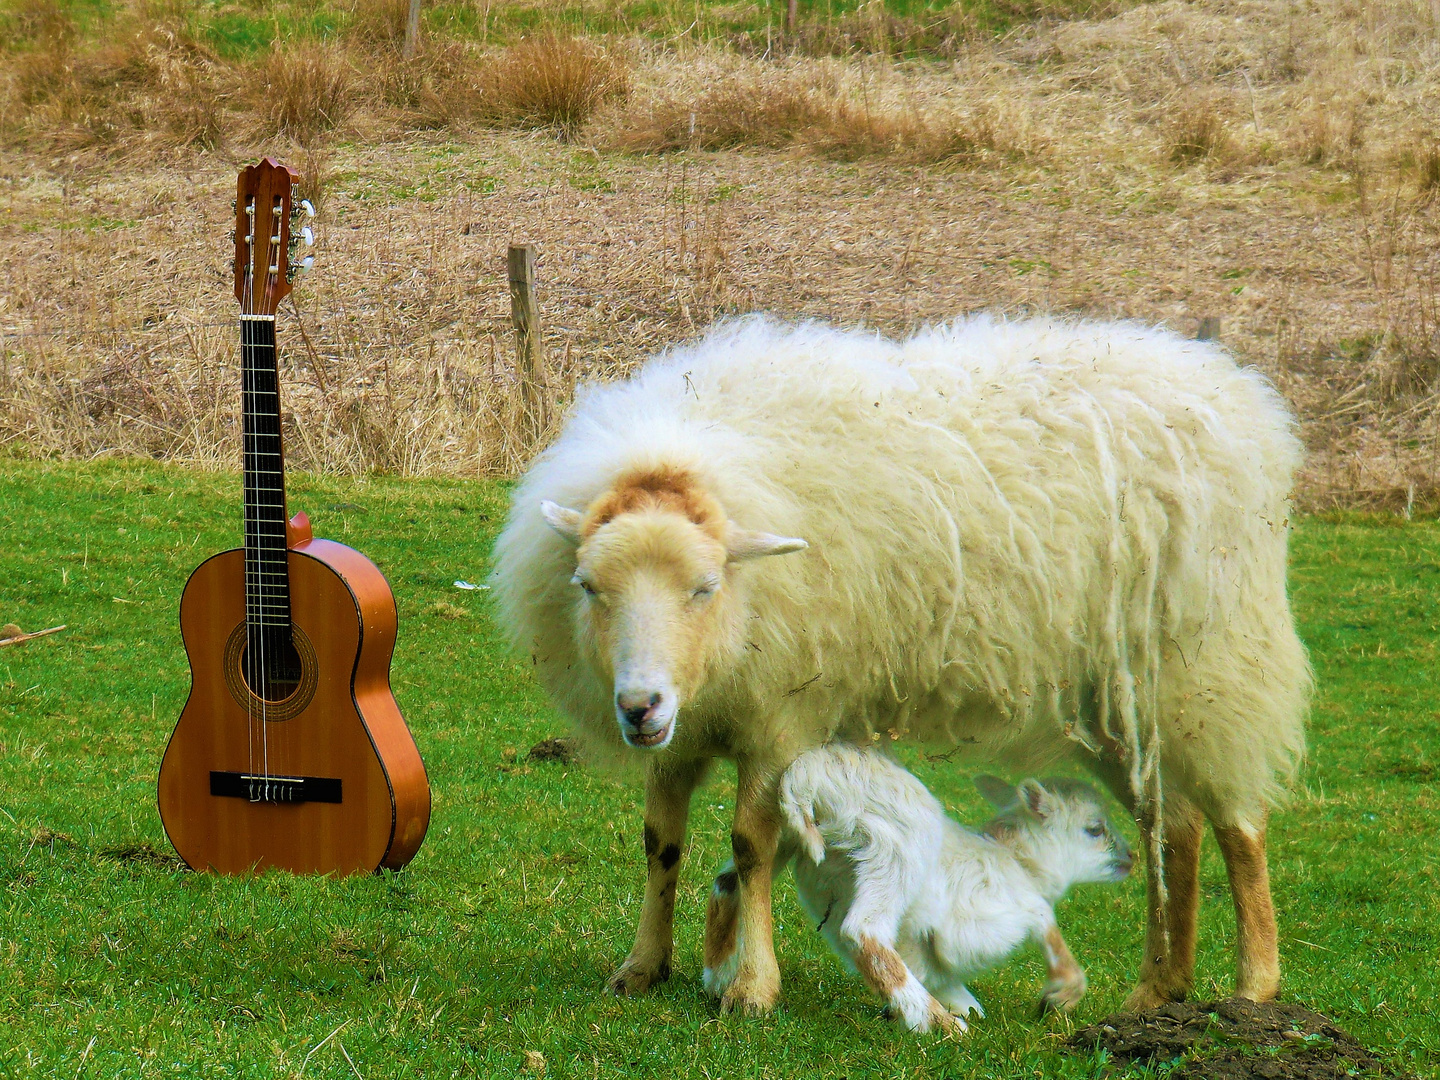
[158,538,430,875]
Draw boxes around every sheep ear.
[539,500,584,543]
[1016,779,1054,820]
[974,775,1017,809]
[726,529,809,563]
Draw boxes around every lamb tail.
[780,779,826,863]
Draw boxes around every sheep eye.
[571,574,597,596]
[1085,823,1106,839]
[691,585,715,601]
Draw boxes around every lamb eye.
[1085,823,1106,839]
[571,574,597,596]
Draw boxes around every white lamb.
[704,744,1133,1034]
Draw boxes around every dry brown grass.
[253,41,357,145]
[612,64,1039,164]
[348,0,412,51]
[480,35,629,138]
[1164,94,1234,165]
[5,0,1440,506]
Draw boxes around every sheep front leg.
[719,758,783,1015]
[608,759,704,996]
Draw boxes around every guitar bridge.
[210,771,342,804]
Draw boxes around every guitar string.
[243,195,256,796]
[260,193,276,796]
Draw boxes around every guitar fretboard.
[241,315,295,688]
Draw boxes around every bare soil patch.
[1067,999,1404,1080]
[527,736,578,764]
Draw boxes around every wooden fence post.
[403,0,423,58]
[508,243,550,450]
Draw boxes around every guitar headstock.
[233,157,316,315]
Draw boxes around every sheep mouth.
[622,720,673,749]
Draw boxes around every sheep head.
[540,467,806,751]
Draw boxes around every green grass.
[1,458,1437,1079]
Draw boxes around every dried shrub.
[1400,136,1440,195]
[6,0,78,47]
[614,71,1039,165]
[146,35,227,149]
[1291,102,1363,167]
[253,42,356,144]
[374,40,485,128]
[296,145,336,212]
[483,35,628,137]
[348,0,411,49]
[1164,95,1233,164]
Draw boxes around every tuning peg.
[298,255,315,272]
[300,199,315,219]
[300,226,314,247]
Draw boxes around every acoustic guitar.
[158,157,430,874]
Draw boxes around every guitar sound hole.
[240,638,305,703]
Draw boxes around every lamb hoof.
[720,978,779,1016]
[1040,978,1087,1014]
[607,957,671,997]
[927,1002,967,1037]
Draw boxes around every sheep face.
[539,472,806,751]
[572,509,732,749]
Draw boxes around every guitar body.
[158,534,430,874]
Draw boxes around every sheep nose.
[617,690,660,726]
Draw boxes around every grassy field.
[1,456,1437,1078]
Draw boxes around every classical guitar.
[158,157,430,874]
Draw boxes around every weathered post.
[508,243,550,450]
[1196,315,1222,341]
[786,0,799,34]
[403,0,423,58]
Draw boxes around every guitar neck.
[241,314,291,636]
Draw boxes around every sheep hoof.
[720,977,779,1016]
[606,956,671,997]
[1121,982,1185,1011]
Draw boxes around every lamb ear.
[974,775,1017,809]
[539,500,584,543]
[1016,778,1054,820]
[726,529,809,563]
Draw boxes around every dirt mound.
[527,737,578,764]
[1067,998,1399,1080]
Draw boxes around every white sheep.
[703,744,1132,1033]
[492,314,1311,1015]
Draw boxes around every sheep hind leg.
[1124,802,1204,1010]
[1213,819,1280,1002]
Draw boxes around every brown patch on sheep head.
[540,466,807,750]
